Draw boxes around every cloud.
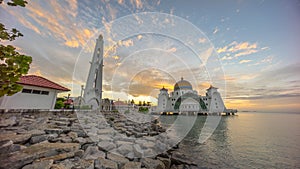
[261,55,273,63]
[227,93,300,100]
[198,38,206,43]
[239,59,252,64]
[213,27,219,34]
[221,55,233,60]
[235,49,257,57]
[65,40,80,48]
[3,1,100,48]
[167,47,177,53]
[217,46,228,53]
[217,41,260,58]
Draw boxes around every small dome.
[160,86,168,92]
[174,77,193,91]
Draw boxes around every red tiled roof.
[17,75,70,91]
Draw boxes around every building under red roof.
[17,75,70,91]
[0,75,70,109]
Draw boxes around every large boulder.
[95,157,118,169]
[117,144,133,155]
[82,146,106,160]
[0,142,79,169]
[171,152,197,166]
[22,160,53,169]
[0,133,31,144]
[0,116,17,127]
[122,162,142,169]
[141,158,165,169]
[107,152,129,168]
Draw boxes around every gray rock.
[22,159,53,169]
[74,150,84,157]
[0,133,31,144]
[116,141,134,147]
[67,131,78,140]
[143,148,156,157]
[107,152,129,168]
[99,134,113,142]
[0,116,16,127]
[17,129,45,137]
[0,142,79,169]
[0,140,13,154]
[71,129,87,137]
[30,135,48,144]
[171,152,197,166]
[156,141,168,152]
[141,158,165,169]
[97,128,114,135]
[157,157,171,169]
[98,141,116,151]
[74,137,87,145]
[44,128,63,135]
[82,146,106,160]
[9,144,26,153]
[142,141,155,149]
[47,133,59,141]
[51,120,69,126]
[95,157,118,169]
[61,137,73,143]
[122,162,142,169]
[117,144,133,155]
[133,144,144,157]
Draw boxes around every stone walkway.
[0,110,198,169]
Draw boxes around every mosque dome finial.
[174,78,193,91]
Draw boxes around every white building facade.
[157,78,226,113]
[0,75,70,109]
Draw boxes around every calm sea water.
[159,112,300,169]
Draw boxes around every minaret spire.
[83,35,104,110]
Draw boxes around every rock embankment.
[0,110,197,169]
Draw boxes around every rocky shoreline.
[0,110,198,169]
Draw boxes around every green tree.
[0,0,32,97]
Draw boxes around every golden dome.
[174,77,193,91]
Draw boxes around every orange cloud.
[65,40,80,48]
[217,41,260,58]
[167,47,177,53]
[235,49,257,57]
[198,38,207,43]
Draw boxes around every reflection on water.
[159,113,300,168]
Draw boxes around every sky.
[1,0,300,112]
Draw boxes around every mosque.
[157,78,226,114]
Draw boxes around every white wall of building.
[179,98,199,112]
[0,85,59,109]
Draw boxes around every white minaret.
[83,35,103,110]
[157,87,169,112]
[206,85,225,113]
